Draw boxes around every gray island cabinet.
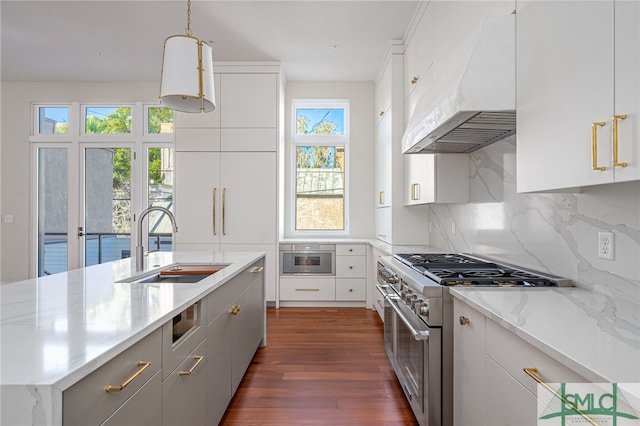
[0,251,266,426]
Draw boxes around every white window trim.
[289,99,350,236]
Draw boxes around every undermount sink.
[120,263,228,284]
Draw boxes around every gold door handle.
[229,305,240,315]
[411,183,420,201]
[179,355,204,376]
[379,191,384,205]
[212,188,217,236]
[411,76,419,84]
[523,368,600,426]
[613,114,628,167]
[459,316,470,325]
[591,121,607,171]
[105,361,151,392]
[222,188,226,236]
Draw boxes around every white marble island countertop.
[0,251,264,424]
[449,287,640,384]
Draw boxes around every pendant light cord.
[185,0,192,36]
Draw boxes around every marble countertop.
[449,287,640,384]
[0,251,264,391]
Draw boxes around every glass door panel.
[84,147,132,266]
[37,148,68,276]
[146,147,174,252]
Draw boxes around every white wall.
[284,81,375,239]
[0,82,160,282]
[428,136,640,302]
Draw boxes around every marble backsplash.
[427,136,640,302]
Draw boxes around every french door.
[34,143,174,276]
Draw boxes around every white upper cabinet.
[403,154,469,206]
[516,0,639,192]
[220,73,277,129]
[374,59,392,123]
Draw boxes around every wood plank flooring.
[220,307,418,425]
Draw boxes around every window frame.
[290,99,350,236]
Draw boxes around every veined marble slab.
[0,251,265,426]
[450,287,640,385]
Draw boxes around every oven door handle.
[375,283,394,298]
[387,296,430,341]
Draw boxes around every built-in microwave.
[279,244,335,275]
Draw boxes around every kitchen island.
[450,287,640,424]
[0,251,266,426]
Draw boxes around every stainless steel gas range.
[376,253,572,426]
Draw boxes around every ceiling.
[1,0,418,83]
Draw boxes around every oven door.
[375,283,397,362]
[389,296,442,426]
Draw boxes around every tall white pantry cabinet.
[174,65,280,303]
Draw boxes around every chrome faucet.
[135,206,178,271]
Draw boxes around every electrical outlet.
[598,232,614,260]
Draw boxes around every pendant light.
[159,0,215,113]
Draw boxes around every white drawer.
[63,328,162,426]
[336,278,366,301]
[485,318,588,396]
[335,255,366,278]
[336,244,366,256]
[279,277,335,301]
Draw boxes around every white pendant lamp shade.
[160,35,216,113]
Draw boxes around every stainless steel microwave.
[279,244,335,275]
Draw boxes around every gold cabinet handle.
[179,355,204,376]
[222,188,226,235]
[105,361,151,392]
[459,316,470,325]
[411,76,419,84]
[613,114,628,167]
[523,368,600,426]
[251,266,264,273]
[349,248,353,252]
[411,183,420,201]
[379,111,384,116]
[295,288,320,291]
[349,288,353,292]
[591,122,607,171]
[229,305,240,315]
[349,265,353,269]
[212,188,217,236]
[379,191,384,205]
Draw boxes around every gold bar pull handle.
[591,121,607,171]
[523,368,601,426]
[251,266,264,273]
[179,356,204,376]
[105,361,151,392]
[411,183,420,201]
[379,191,384,205]
[222,188,226,236]
[212,188,217,236]
[613,114,628,167]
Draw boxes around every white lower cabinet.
[63,329,162,426]
[279,276,336,301]
[453,298,589,426]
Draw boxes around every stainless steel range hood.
[402,14,515,154]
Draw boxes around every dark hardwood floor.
[219,307,418,425]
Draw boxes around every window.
[31,102,174,275]
[291,100,349,232]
